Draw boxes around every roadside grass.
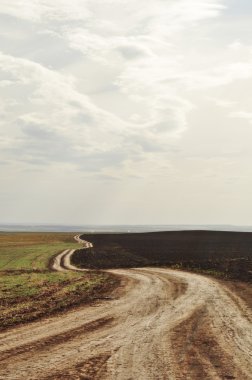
[0,233,119,330]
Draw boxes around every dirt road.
[0,238,251,379]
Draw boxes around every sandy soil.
[0,237,251,380]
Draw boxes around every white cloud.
[1,0,252,225]
[228,39,243,50]
[0,0,251,179]
[0,52,129,167]
[209,98,237,108]
[60,0,252,153]
[0,0,90,22]
[0,51,184,176]
[182,62,252,90]
[230,111,252,124]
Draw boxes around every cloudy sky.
[1,0,252,225]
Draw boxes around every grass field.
[0,233,119,330]
[0,232,76,270]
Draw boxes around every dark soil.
[0,272,120,331]
[73,231,252,282]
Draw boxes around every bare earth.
[0,239,251,380]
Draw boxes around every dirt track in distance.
[0,237,251,379]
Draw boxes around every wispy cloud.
[0,0,91,22]
[0,0,251,179]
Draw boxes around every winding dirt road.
[0,237,251,379]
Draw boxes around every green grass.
[0,233,119,330]
[0,243,76,270]
[0,232,77,270]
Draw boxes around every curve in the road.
[0,236,251,380]
[52,235,93,272]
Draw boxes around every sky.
[1,0,252,225]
